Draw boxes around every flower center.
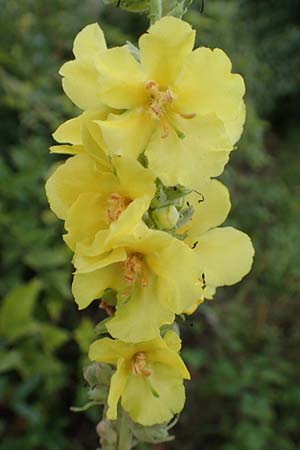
[106,193,131,224]
[123,252,147,287]
[146,80,174,138]
[145,80,196,139]
[132,352,151,377]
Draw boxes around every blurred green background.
[0,0,299,449]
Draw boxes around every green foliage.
[0,0,299,449]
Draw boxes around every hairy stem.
[149,0,162,24]
[117,410,132,450]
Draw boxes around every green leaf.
[0,279,42,342]
[74,318,95,353]
[0,350,22,373]
[37,323,69,353]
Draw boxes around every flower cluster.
[46,17,254,428]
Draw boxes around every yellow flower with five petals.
[89,330,190,426]
[45,154,156,252]
[72,223,202,342]
[60,17,245,189]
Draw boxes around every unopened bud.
[152,205,179,230]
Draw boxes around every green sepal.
[95,317,112,336]
[70,400,100,412]
[129,418,175,444]
[101,288,117,307]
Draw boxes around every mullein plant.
[45,1,254,448]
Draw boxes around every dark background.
[0,1,300,449]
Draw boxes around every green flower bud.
[152,205,179,230]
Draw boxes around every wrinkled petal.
[145,113,232,190]
[139,16,195,87]
[96,110,154,159]
[72,263,123,309]
[121,363,186,426]
[96,46,147,109]
[173,47,245,145]
[194,227,254,289]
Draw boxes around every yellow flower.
[89,331,190,426]
[180,180,254,313]
[72,223,202,342]
[61,19,244,189]
[45,154,156,252]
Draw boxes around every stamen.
[161,117,170,138]
[106,193,131,224]
[124,253,143,284]
[132,352,151,377]
[145,80,174,122]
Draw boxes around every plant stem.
[117,410,132,450]
[149,0,162,24]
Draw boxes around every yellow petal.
[96,46,147,109]
[73,23,107,59]
[145,114,232,190]
[73,248,127,274]
[148,238,202,314]
[139,16,195,87]
[74,200,152,259]
[173,47,245,145]
[72,263,123,309]
[194,227,255,288]
[96,109,154,160]
[163,330,182,352]
[182,180,231,239]
[59,24,106,110]
[107,359,130,421]
[106,271,174,343]
[105,198,152,251]
[60,59,103,110]
[89,338,132,364]
[45,154,103,220]
[112,155,156,200]
[49,144,84,155]
[53,115,83,145]
[121,363,186,426]
[64,192,107,251]
[148,348,190,379]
